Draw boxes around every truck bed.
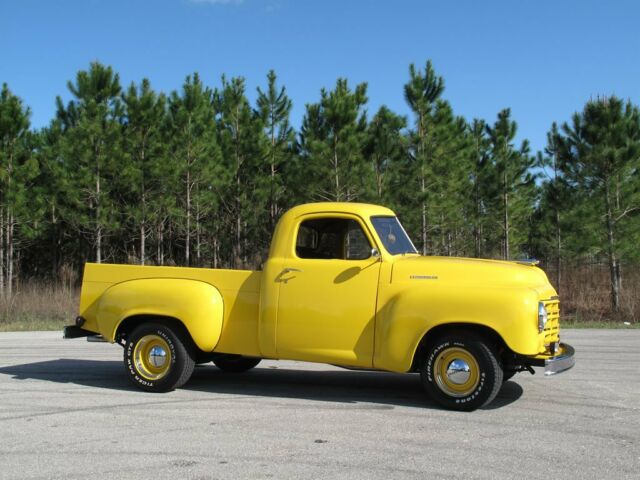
[79,263,263,356]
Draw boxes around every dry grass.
[0,264,637,331]
[0,282,79,331]
[548,263,639,326]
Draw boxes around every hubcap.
[446,359,471,385]
[133,334,172,381]
[149,345,167,368]
[434,347,480,397]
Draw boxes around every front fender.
[96,278,224,352]
[374,285,540,372]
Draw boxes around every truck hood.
[391,255,552,290]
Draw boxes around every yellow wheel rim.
[133,334,172,381]
[433,347,480,397]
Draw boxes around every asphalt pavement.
[0,329,638,480]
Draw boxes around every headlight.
[538,302,548,333]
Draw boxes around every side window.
[345,222,371,260]
[296,218,372,260]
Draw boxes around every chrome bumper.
[543,343,575,376]
[520,342,576,376]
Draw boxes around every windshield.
[370,216,418,255]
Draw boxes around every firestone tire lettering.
[420,334,503,412]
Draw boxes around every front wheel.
[124,322,195,392]
[420,334,503,411]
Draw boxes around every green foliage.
[363,105,407,202]
[0,83,40,297]
[55,62,123,263]
[485,108,535,259]
[467,119,492,258]
[121,78,168,265]
[1,61,638,321]
[547,97,640,311]
[402,61,446,254]
[299,79,369,202]
[556,98,640,262]
[214,76,266,266]
[256,70,294,230]
[167,73,224,266]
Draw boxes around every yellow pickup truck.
[64,202,574,411]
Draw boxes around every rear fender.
[96,278,224,352]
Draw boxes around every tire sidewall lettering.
[424,338,491,407]
[125,326,179,389]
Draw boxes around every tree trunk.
[233,112,243,269]
[0,209,4,298]
[157,221,164,266]
[51,204,60,276]
[604,180,621,313]
[186,169,191,266]
[140,224,146,266]
[503,171,509,260]
[7,211,13,299]
[270,121,277,228]
[243,221,248,267]
[213,236,218,269]
[555,209,561,293]
[196,197,201,267]
[474,179,481,258]
[234,171,241,268]
[95,162,102,264]
[421,173,427,256]
[376,163,383,198]
[333,135,340,201]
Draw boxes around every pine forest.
[1,61,639,326]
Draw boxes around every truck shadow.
[0,359,523,410]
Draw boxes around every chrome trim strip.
[515,259,540,266]
[544,343,575,376]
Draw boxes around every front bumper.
[523,342,576,376]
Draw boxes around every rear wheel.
[124,322,195,392]
[420,334,503,411]
[213,355,261,373]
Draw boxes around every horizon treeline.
[1,61,639,315]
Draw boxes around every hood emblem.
[410,275,439,280]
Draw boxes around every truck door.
[275,215,381,367]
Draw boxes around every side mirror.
[371,248,381,259]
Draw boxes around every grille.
[543,299,560,345]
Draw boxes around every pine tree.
[532,122,578,291]
[56,62,123,264]
[35,119,78,278]
[486,109,535,259]
[214,76,265,267]
[166,73,223,267]
[363,106,406,201]
[256,70,294,232]
[426,101,471,256]
[121,78,168,265]
[299,79,369,202]
[403,60,445,254]
[555,97,640,312]
[467,119,492,257]
[0,83,39,298]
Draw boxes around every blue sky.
[2,0,639,153]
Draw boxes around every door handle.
[282,267,303,274]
